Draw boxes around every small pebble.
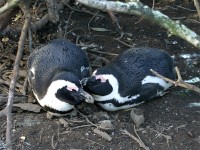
[130,108,145,127]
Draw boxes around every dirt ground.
[0,1,200,150]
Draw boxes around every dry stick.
[88,11,100,31]
[0,1,31,149]
[0,0,20,13]
[46,0,59,23]
[150,67,200,93]
[133,125,145,146]
[152,0,155,9]
[71,124,93,129]
[77,0,200,49]
[113,38,135,48]
[77,109,109,130]
[64,11,73,38]
[28,26,32,53]
[121,129,150,150]
[51,134,56,149]
[150,128,172,147]
[107,11,121,30]
[194,0,200,18]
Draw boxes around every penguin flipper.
[139,83,165,101]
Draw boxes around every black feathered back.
[96,47,175,97]
[27,39,90,99]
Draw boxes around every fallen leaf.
[93,128,112,141]
[98,120,113,130]
[91,27,110,32]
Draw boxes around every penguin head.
[81,70,117,97]
[50,72,94,105]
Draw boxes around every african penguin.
[27,38,94,116]
[81,47,175,111]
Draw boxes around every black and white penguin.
[27,38,94,116]
[81,47,175,111]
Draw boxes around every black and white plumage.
[27,39,94,116]
[81,47,175,111]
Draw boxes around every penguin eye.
[66,85,79,91]
[95,75,107,83]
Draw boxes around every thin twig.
[71,124,93,129]
[152,0,155,10]
[77,109,99,128]
[39,128,44,142]
[77,109,109,130]
[133,125,144,145]
[150,67,200,93]
[88,11,99,31]
[107,11,121,30]
[64,11,73,38]
[176,5,196,12]
[28,26,32,53]
[93,128,112,141]
[150,128,172,147]
[51,134,56,149]
[121,129,150,150]
[114,38,135,48]
[21,76,28,95]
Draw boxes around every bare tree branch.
[77,0,200,49]
[150,67,200,94]
[0,0,20,14]
[194,0,200,18]
[0,0,31,149]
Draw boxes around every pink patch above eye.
[67,85,79,91]
[96,75,106,83]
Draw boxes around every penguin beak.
[80,78,88,86]
[81,76,99,86]
[78,88,94,103]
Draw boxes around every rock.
[130,108,145,127]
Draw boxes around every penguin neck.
[93,74,140,104]
[51,71,80,85]
[92,74,119,101]
[36,80,74,111]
